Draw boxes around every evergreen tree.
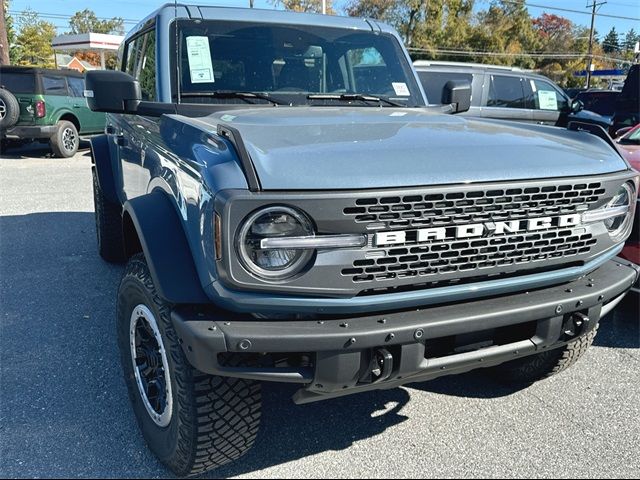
[624,28,638,52]
[602,26,620,53]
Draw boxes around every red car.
[615,124,640,292]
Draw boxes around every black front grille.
[340,181,606,286]
[341,229,597,284]
[343,182,605,231]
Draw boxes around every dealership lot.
[0,147,639,478]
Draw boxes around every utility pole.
[586,0,606,89]
[0,0,9,65]
[249,0,254,7]
[322,0,327,14]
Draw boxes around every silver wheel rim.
[62,127,77,152]
[0,99,6,120]
[129,304,173,427]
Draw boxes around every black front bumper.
[172,259,639,404]
[1,125,57,139]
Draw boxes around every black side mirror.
[442,80,471,114]
[84,70,141,114]
[570,99,583,113]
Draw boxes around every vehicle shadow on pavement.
[209,385,411,479]
[593,296,639,349]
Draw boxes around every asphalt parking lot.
[1,145,639,479]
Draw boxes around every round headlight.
[237,206,314,280]
[605,182,635,242]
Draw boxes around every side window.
[67,77,84,97]
[418,71,473,104]
[139,31,156,101]
[487,75,526,109]
[125,36,143,76]
[530,79,568,112]
[42,75,67,95]
[124,30,156,101]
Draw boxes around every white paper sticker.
[392,82,410,96]
[186,36,214,83]
[538,90,558,110]
[529,79,537,93]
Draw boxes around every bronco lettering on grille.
[374,214,581,246]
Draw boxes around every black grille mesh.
[341,182,605,285]
[343,182,605,230]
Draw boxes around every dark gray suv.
[414,60,612,129]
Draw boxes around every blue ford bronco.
[86,4,639,476]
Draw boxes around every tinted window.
[67,77,85,97]
[417,71,473,104]
[173,20,424,106]
[530,79,568,112]
[42,75,67,95]
[0,72,36,93]
[487,75,526,109]
[575,91,618,116]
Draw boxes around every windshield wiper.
[179,91,287,106]
[306,93,407,107]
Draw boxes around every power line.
[8,10,140,24]
[406,46,629,64]
[501,0,640,21]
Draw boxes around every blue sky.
[8,0,640,39]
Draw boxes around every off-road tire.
[50,120,79,157]
[0,88,20,130]
[491,324,599,384]
[92,169,126,263]
[117,254,261,476]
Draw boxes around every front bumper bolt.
[348,337,356,345]
[238,339,252,351]
[340,322,348,328]
[414,329,424,340]
[555,305,563,314]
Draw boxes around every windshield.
[172,20,424,107]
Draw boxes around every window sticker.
[392,82,410,96]
[538,90,558,110]
[530,79,537,92]
[186,36,214,83]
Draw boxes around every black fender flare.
[90,134,119,204]
[124,192,210,304]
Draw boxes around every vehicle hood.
[196,107,628,190]
[570,108,612,127]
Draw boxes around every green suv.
[0,66,106,157]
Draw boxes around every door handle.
[72,104,82,108]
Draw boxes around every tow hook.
[563,312,590,338]
[371,348,393,384]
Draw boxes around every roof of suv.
[0,66,83,77]
[127,3,397,42]
[413,60,525,72]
